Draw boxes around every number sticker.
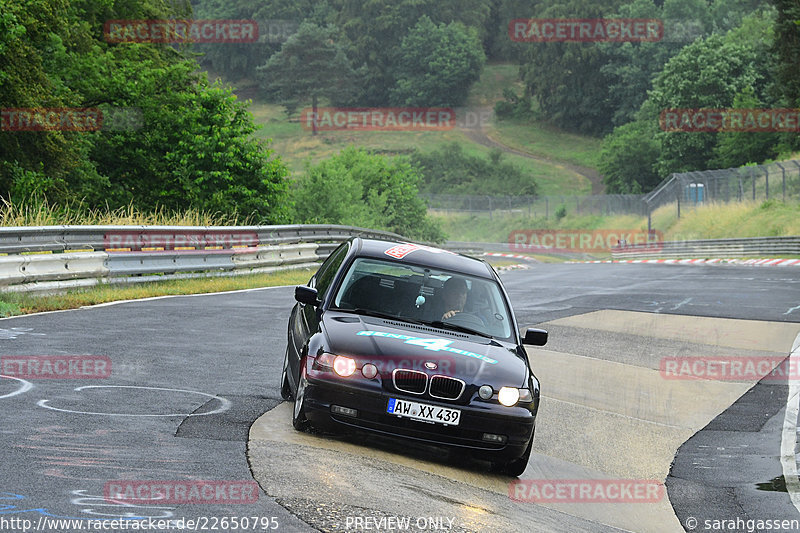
[404,338,453,351]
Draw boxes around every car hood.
[320,311,528,387]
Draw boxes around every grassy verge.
[0,199,251,227]
[252,101,584,193]
[0,268,315,317]
[247,63,599,196]
[433,200,800,243]
[487,120,602,170]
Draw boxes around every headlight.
[518,388,533,403]
[478,385,493,400]
[333,356,356,377]
[498,386,520,407]
[314,353,356,377]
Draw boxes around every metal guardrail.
[2,226,796,292]
[611,236,800,260]
[447,238,800,261]
[0,225,404,292]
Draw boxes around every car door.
[289,241,350,380]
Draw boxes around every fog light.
[478,385,493,400]
[333,356,356,377]
[498,386,520,407]
[482,433,507,444]
[362,363,378,379]
[331,405,358,417]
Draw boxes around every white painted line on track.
[781,333,800,514]
[0,375,33,399]
[37,385,231,417]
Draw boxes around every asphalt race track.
[1,262,799,532]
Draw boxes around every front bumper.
[302,363,536,462]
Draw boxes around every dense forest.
[1,0,798,233]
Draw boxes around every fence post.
[751,167,756,201]
[545,197,549,219]
[765,167,769,199]
[738,175,743,202]
[776,162,786,201]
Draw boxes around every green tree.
[333,0,492,106]
[293,148,444,241]
[710,87,779,168]
[598,120,661,193]
[518,0,625,135]
[771,0,800,151]
[410,142,538,195]
[647,12,775,176]
[1,0,291,221]
[257,22,358,134]
[389,16,486,107]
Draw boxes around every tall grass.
[0,198,254,227]
[432,200,800,243]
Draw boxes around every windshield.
[332,257,513,340]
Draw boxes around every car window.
[332,257,512,340]
[313,242,349,298]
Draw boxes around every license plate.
[386,398,461,426]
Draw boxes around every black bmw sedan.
[282,237,547,476]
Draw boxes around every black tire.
[292,365,310,431]
[280,348,293,401]
[493,434,533,477]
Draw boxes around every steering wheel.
[444,312,486,331]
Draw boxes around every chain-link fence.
[644,160,800,217]
[422,160,800,223]
[422,193,646,219]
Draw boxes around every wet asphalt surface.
[0,262,798,532]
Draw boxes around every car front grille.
[429,375,465,400]
[392,369,427,394]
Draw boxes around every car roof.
[350,238,496,279]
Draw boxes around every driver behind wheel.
[441,276,468,320]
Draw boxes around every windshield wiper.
[345,308,426,325]
[426,320,494,339]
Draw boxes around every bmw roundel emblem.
[424,361,437,370]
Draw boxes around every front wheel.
[492,434,533,477]
[292,365,310,431]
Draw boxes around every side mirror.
[295,285,320,306]
[522,328,548,346]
